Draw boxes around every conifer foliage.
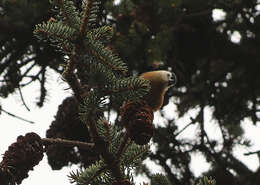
[34,0,160,184]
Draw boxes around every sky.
[1,68,260,185]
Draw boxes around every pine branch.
[86,113,124,181]
[79,90,105,121]
[121,143,149,168]
[88,61,118,85]
[85,33,128,75]
[90,26,114,43]
[50,0,81,29]
[80,0,101,33]
[34,21,77,49]
[104,77,151,102]
[79,77,150,122]
[96,118,114,144]
[80,96,125,181]
[69,160,111,185]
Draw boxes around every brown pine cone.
[121,101,154,145]
[0,132,44,184]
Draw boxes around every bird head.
[158,70,177,89]
[141,70,177,89]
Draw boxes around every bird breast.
[145,81,167,112]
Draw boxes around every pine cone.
[121,101,154,145]
[46,96,99,169]
[0,132,44,184]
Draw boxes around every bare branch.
[175,117,197,137]
[18,86,30,111]
[244,150,260,156]
[41,138,95,150]
[1,108,34,124]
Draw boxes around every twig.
[87,114,124,181]
[80,0,95,34]
[20,75,41,86]
[63,70,84,101]
[116,133,130,158]
[18,86,30,111]
[1,108,34,124]
[244,150,260,156]
[62,46,85,102]
[175,117,197,137]
[41,138,95,150]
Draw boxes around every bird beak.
[168,72,177,87]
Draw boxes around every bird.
[120,70,176,145]
[140,70,177,112]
